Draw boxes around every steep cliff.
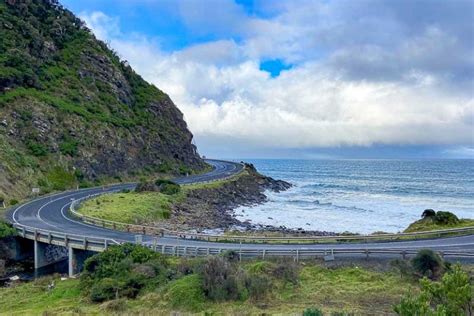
[0,0,205,200]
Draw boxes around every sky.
[61,0,474,159]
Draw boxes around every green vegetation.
[78,173,244,225]
[79,192,175,224]
[45,166,76,191]
[134,178,181,195]
[0,0,204,200]
[164,274,205,311]
[303,308,324,316]
[0,276,88,315]
[411,249,445,279]
[2,244,449,315]
[155,179,181,195]
[59,136,79,156]
[405,210,474,232]
[0,220,16,238]
[81,244,169,303]
[394,265,472,315]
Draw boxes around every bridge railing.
[68,196,474,245]
[11,223,474,260]
[12,223,121,252]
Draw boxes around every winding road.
[5,159,474,260]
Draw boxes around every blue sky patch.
[259,59,293,77]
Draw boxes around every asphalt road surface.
[6,159,474,259]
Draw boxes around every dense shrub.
[200,256,285,302]
[161,183,180,195]
[433,211,459,225]
[155,179,180,195]
[176,258,204,276]
[81,244,168,302]
[419,210,459,225]
[178,165,192,175]
[201,256,242,301]
[90,278,120,302]
[394,264,472,315]
[247,274,272,301]
[120,274,146,299]
[411,249,444,279]
[135,180,158,192]
[303,307,324,316]
[59,137,79,156]
[26,140,48,157]
[0,221,16,238]
[9,199,18,206]
[83,244,166,277]
[158,161,173,173]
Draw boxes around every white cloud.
[79,11,120,41]
[78,3,474,153]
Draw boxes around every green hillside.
[0,0,205,201]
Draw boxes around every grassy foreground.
[0,262,413,315]
[1,244,472,315]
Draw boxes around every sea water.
[232,159,474,234]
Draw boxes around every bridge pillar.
[34,241,68,271]
[68,246,95,277]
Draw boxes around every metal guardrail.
[68,195,474,245]
[179,164,245,186]
[12,224,474,260]
[12,224,121,252]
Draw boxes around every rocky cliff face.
[0,0,205,200]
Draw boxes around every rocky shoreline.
[168,163,340,236]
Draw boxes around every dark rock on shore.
[168,164,292,230]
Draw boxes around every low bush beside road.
[404,210,474,233]
[0,221,16,239]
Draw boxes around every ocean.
[232,159,474,234]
